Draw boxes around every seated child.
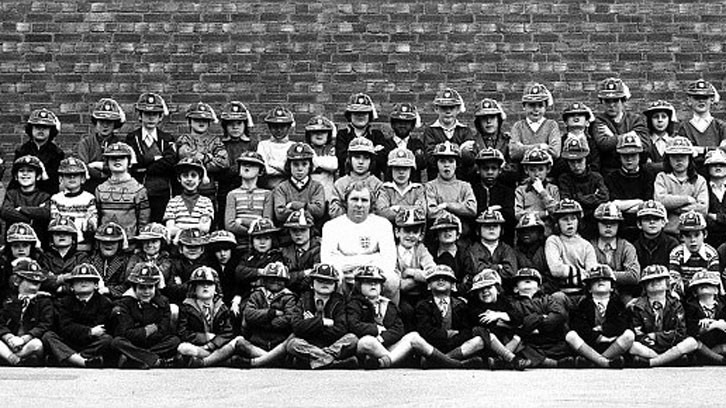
[629,265,699,367]
[0,259,52,366]
[684,270,726,364]
[552,102,599,179]
[513,212,550,292]
[50,157,97,252]
[125,223,171,287]
[376,147,426,223]
[2,223,43,299]
[1,155,51,246]
[224,151,273,248]
[381,103,426,183]
[462,99,514,184]
[429,212,476,290]
[110,262,181,369]
[239,262,297,368]
[423,88,472,181]
[206,230,242,306]
[78,98,126,193]
[42,263,112,368]
[329,137,384,219]
[471,147,516,244]
[677,79,726,166]
[565,265,634,368]
[509,83,561,163]
[305,115,338,203]
[515,147,559,236]
[40,217,88,296]
[669,211,720,298]
[91,222,130,299]
[164,158,215,243]
[633,200,680,272]
[272,142,325,226]
[335,93,386,178]
[642,100,678,175]
[165,228,209,304]
[287,264,359,369]
[590,203,641,293]
[466,209,517,292]
[704,148,726,247]
[280,210,320,295]
[16,108,65,194]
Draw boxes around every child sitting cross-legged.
[684,270,726,365]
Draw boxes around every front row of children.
[2,248,725,370]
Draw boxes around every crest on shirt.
[360,236,371,250]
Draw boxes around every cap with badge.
[513,268,542,284]
[688,270,723,293]
[562,102,595,123]
[260,261,290,280]
[207,230,237,250]
[134,223,167,242]
[643,100,678,123]
[594,202,624,222]
[475,208,505,225]
[387,147,416,168]
[678,210,707,232]
[127,262,163,285]
[68,263,102,282]
[6,222,40,247]
[13,258,46,282]
[551,199,584,218]
[561,136,590,160]
[188,266,219,284]
[516,212,545,230]
[474,98,506,121]
[248,218,280,236]
[425,264,457,282]
[26,108,61,139]
[637,200,667,219]
[434,88,465,112]
[616,133,644,154]
[430,211,462,234]
[58,157,89,177]
[186,102,218,123]
[389,103,421,128]
[264,106,295,125]
[639,264,670,283]
[284,209,314,229]
[92,98,126,126]
[353,265,386,282]
[345,93,379,119]
[686,79,721,103]
[220,101,253,126]
[522,83,554,107]
[432,141,460,158]
[521,147,553,166]
[705,148,726,166]
[475,147,505,166]
[48,215,78,234]
[135,92,169,116]
[469,269,502,292]
[286,142,315,161]
[178,228,208,246]
[583,264,615,284]
[663,136,695,156]
[102,142,136,162]
[95,222,128,249]
[12,155,48,180]
[309,263,340,282]
[395,208,426,228]
[347,137,377,155]
[597,77,631,100]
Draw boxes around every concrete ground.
[1,367,724,408]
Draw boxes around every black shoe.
[630,356,650,368]
[557,357,576,368]
[326,356,359,370]
[487,357,507,371]
[509,357,532,371]
[21,355,41,367]
[187,356,205,368]
[608,356,625,369]
[118,355,129,368]
[575,356,595,368]
[229,355,251,368]
[362,355,379,370]
[461,357,484,369]
[85,356,105,369]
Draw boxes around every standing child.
[335,93,386,178]
[429,212,476,289]
[669,211,720,298]
[629,265,699,367]
[78,98,126,193]
[509,83,561,164]
[565,265,634,368]
[677,79,726,164]
[15,108,64,194]
[642,100,678,174]
[96,142,150,239]
[272,142,326,226]
[287,264,359,369]
[376,147,426,224]
[328,137,384,219]
[110,263,181,369]
[42,263,113,368]
[514,147,559,236]
[126,92,177,224]
[467,209,517,292]
[164,158,215,242]
[590,203,641,293]
[1,156,51,246]
[463,99,513,183]
[513,213,550,292]
[281,210,320,295]
[381,103,426,182]
[423,88,472,181]
[591,77,648,176]
[125,223,171,288]
[224,151,273,247]
[91,222,130,299]
[257,106,295,189]
[684,270,726,364]
[472,147,516,244]
[654,136,709,235]
[40,217,88,296]
[552,102,599,179]
[2,224,43,298]
[50,157,97,252]
[305,115,338,203]
[633,200,680,283]
[165,228,209,304]
[177,102,228,212]
[206,230,242,306]
[0,259,52,366]
[704,148,726,247]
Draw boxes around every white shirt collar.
[431,119,466,130]
[683,244,710,263]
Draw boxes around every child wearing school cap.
[125,223,172,288]
[224,151,273,249]
[2,223,43,298]
[42,263,113,368]
[642,100,678,175]
[677,79,726,159]
[272,142,326,227]
[50,157,97,252]
[78,98,127,193]
[515,147,559,236]
[552,102,599,179]
[430,211,476,289]
[328,137,384,219]
[465,98,514,183]
[280,210,321,294]
[305,115,339,202]
[423,88,473,181]
[513,212,550,292]
[375,147,427,224]
[164,158,215,242]
[0,258,53,366]
[287,263,359,369]
[381,103,426,183]
[1,155,51,246]
[466,209,518,293]
[509,83,562,164]
[683,269,726,365]
[472,147,516,244]
[165,228,210,304]
[91,222,131,299]
[15,108,65,194]
[704,148,726,247]
[206,230,242,306]
[257,106,296,189]
[632,200,680,272]
[335,93,387,179]
[668,210,720,298]
[39,216,89,295]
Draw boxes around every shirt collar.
[526,117,545,127]
[142,127,157,140]
[430,119,465,130]
[692,112,713,124]
[683,244,710,263]
[437,245,457,258]
[292,177,310,190]
[597,238,617,252]
[393,135,409,147]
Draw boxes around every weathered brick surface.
[1,1,726,155]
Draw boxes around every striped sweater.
[96,175,151,238]
[50,190,97,244]
[224,186,273,240]
[163,194,215,231]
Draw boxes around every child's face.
[518,227,543,245]
[598,221,619,239]
[190,119,210,134]
[95,119,116,137]
[479,224,502,243]
[263,277,286,293]
[290,159,311,181]
[428,277,453,294]
[269,123,291,139]
[72,279,98,296]
[289,227,311,247]
[60,173,84,192]
[638,216,665,237]
[524,164,549,181]
[350,112,370,129]
[476,115,499,134]
[709,164,726,179]
[351,154,372,176]
[140,112,162,130]
[215,248,232,264]
[390,166,412,185]
[17,278,40,296]
[515,278,539,297]
[644,277,668,295]
[477,162,501,185]
[696,284,719,298]
[566,157,587,175]
[226,120,246,138]
[682,230,706,253]
[359,280,381,299]
[239,164,261,180]
[688,95,713,115]
[142,239,161,256]
[558,214,579,237]
[477,284,498,304]
[10,242,32,259]
[252,235,272,253]
[135,283,156,302]
[52,233,74,249]
[31,125,51,144]
[99,241,120,258]
[589,278,612,296]
[601,98,624,118]
[181,244,204,260]
[313,278,336,296]
[565,114,588,129]
[308,131,329,147]
[15,166,39,188]
[436,158,457,180]
[390,119,415,138]
[195,282,215,301]
[435,105,460,124]
[437,228,459,245]
[107,156,130,174]
[620,153,640,172]
[650,112,670,133]
[396,226,423,249]
[179,170,201,192]
[524,101,546,122]
[668,154,690,174]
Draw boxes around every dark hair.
[663,154,698,182]
[284,158,313,178]
[91,118,123,129]
[644,110,675,136]
[551,213,581,235]
[304,129,333,146]
[186,280,221,299]
[344,151,377,176]
[221,119,252,139]
[344,112,374,123]
[25,123,58,141]
[474,115,502,136]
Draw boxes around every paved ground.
[1,366,725,408]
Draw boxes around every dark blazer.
[57,291,113,346]
[125,128,177,197]
[281,238,321,295]
[0,293,54,339]
[112,293,174,348]
[335,126,387,178]
[291,291,348,347]
[509,291,568,346]
[346,293,404,347]
[570,295,630,345]
[629,294,687,351]
[415,294,471,351]
[379,135,426,183]
[177,297,235,350]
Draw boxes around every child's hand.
[374,145,385,152]
[323,318,334,327]
[286,201,305,210]
[531,178,545,194]
[153,155,162,161]
[303,311,315,319]
[377,325,387,335]
[88,161,104,170]
[275,310,284,317]
[144,324,158,337]
[90,325,106,337]
[231,297,241,316]
[699,318,715,331]
[460,140,476,152]
[598,123,614,138]
[446,329,459,338]
[7,335,24,350]
[436,203,448,211]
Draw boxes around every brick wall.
[1,1,725,155]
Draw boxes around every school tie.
[315,299,325,316]
[603,244,614,265]
[596,301,606,316]
[702,304,716,319]
[19,295,32,321]
[144,132,154,148]
[203,305,213,329]
[439,298,448,317]
[652,301,663,331]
